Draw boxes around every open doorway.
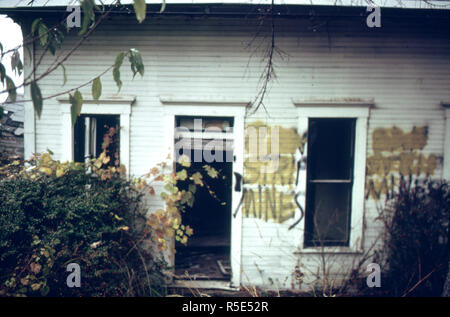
[174,116,233,280]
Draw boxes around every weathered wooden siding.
[24,12,450,290]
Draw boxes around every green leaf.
[40,284,50,296]
[92,77,102,101]
[133,0,147,23]
[48,41,56,55]
[69,90,83,127]
[31,18,42,35]
[0,42,3,56]
[5,76,16,102]
[38,23,49,47]
[48,29,64,56]
[0,63,6,84]
[79,0,95,36]
[129,48,144,78]
[61,64,67,86]
[30,81,43,119]
[113,52,125,91]
[11,50,23,76]
[188,184,197,194]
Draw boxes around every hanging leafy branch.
[0,0,164,122]
[69,48,145,127]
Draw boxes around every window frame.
[293,99,372,254]
[58,96,135,177]
[304,117,356,247]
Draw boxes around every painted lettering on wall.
[366,126,438,199]
[242,121,305,222]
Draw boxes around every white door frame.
[161,96,248,287]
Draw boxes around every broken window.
[304,118,355,247]
[74,114,120,164]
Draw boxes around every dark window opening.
[304,118,355,247]
[74,114,120,165]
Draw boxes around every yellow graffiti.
[372,126,428,153]
[242,121,302,222]
[244,156,296,186]
[245,121,302,155]
[243,186,296,223]
[366,126,438,199]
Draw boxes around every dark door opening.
[175,150,233,280]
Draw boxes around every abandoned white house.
[2,0,450,291]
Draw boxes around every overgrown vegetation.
[0,140,218,296]
[372,177,450,297]
[294,177,449,297]
[0,153,166,296]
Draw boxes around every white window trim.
[293,99,373,254]
[161,95,248,288]
[442,102,450,180]
[58,96,135,176]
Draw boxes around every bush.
[375,177,450,297]
[0,154,167,297]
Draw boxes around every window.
[294,99,372,253]
[304,118,355,247]
[58,96,134,175]
[73,115,120,164]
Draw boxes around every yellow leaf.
[93,159,102,169]
[190,172,203,186]
[20,278,29,286]
[203,165,219,178]
[56,168,65,178]
[185,225,194,236]
[31,283,41,291]
[30,262,42,274]
[178,154,191,168]
[118,226,129,231]
[41,153,51,165]
[101,154,110,165]
[39,167,53,176]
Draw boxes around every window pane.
[176,116,233,132]
[73,115,120,164]
[305,183,351,246]
[307,118,355,180]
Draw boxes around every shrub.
[0,149,218,297]
[0,154,166,297]
[375,177,449,297]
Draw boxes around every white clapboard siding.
[23,13,450,290]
